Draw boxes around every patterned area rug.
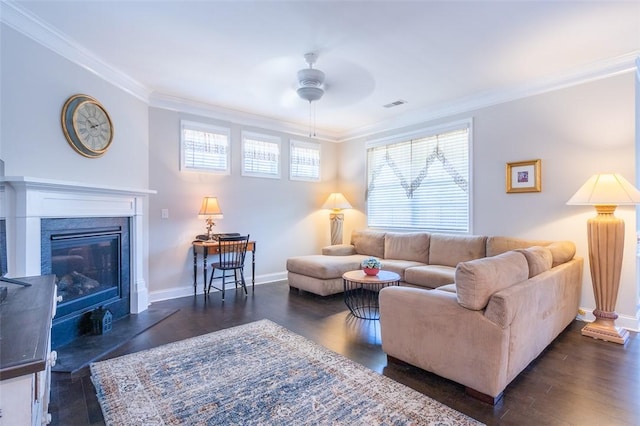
[91,319,483,425]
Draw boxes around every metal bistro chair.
[207,234,250,300]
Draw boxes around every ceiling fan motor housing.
[297,53,325,102]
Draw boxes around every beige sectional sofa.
[287,229,583,403]
[287,230,577,294]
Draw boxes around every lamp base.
[329,213,344,246]
[581,318,629,344]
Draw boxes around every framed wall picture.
[506,159,541,193]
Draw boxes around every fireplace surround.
[42,216,131,347]
[1,177,153,343]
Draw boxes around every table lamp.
[567,173,640,344]
[198,196,223,241]
[322,192,352,245]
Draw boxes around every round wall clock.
[61,94,113,158]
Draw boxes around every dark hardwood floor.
[50,281,640,425]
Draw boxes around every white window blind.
[180,121,230,174]
[290,139,320,182]
[242,131,281,178]
[366,124,471,232]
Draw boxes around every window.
[180,121,230,174]
[290,139,321,182]
[366,121,471,233]
[242,131,281,178]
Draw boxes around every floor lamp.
[567,173,640,344]
[322,193,352,245]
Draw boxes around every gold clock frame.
[61,94,113,158]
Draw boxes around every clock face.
[73,100,112,152]
[61,94,113,158]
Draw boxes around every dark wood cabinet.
[0,275,57,425]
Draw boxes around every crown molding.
[3,0,637,144]
[341,52,640,142]
[149,93,340,143]
[0,0,151,102]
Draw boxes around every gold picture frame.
[506,159,541,193]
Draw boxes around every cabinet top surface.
[0,275,56,380]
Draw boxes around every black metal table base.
[343,279,399,320]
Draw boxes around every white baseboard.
[577,307,640,332]
[149,271,287,303]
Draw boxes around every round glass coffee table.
[342,270,401,320]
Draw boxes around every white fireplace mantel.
[1,176,156,314]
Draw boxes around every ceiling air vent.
[383,99,408,108]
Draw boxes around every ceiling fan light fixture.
[297,53,325,103]
[296,52,326,137]
[297,86,324,102]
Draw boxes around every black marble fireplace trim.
[41,217,131,349]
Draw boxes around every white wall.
[340,72,639,330]
[147,107,340,300]
[0,25,149,187]
[0,24,152,290]
[3,19,638,329]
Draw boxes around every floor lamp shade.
[567,174,640,344]
[322,193,352,245]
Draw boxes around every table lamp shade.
[198,197,223,241]
[198,197,223,219]
[322,193,352,211]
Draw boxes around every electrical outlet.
[578,308,586,316]
[161,208,169,219]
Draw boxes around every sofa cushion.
[379,259,427,281]
[436,283,457,293]
[429,234,487,267]
[286,254,366,279]
[351,230,386,258]
[485,236,550,257]
[455,251,529,311]
[546,241,576,267]
[515,246,553,278]
[404,265,455,289]
[384,232,430,263]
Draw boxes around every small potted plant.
[361,257,382,276]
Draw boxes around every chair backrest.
[217,234,250,268]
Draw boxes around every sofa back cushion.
[429,234,487,267]
[384,232,430,263]
[486,236,576,267]
[455,250,529,310]
[485,236,550,257]
[515,246,553,278]
[351,230,386,258]
[546,241,576,267]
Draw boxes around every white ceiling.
[7,1,640,140]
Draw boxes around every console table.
[0,275,58,425]
[192,240,256,295]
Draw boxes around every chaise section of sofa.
[287,230,391,296]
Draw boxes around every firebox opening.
[52,231,121,318]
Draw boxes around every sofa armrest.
[379,286,509,397]
[484,257,583,387]
[321,244,356,256]
[485,257,583,330]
